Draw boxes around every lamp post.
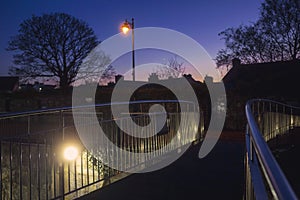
[121,18,135,81]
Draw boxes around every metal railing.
[0,100,203,200]
[245,99,300,200]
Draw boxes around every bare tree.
[260,0,300,60]
[156,56,185,79]
[216,0,300,68]
[75,49,116,85]
[7,13,99,89]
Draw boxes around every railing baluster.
[0,142,2,200]
[29,143,32,200]
[61,162,65,200]
[74,159,77,191]
[9,142,12,200]
[37,144,41,200]
[19,142,22,199]
[86,151,89,185]
[53,152,56,198]
[67,162,70,193]
[80,151,83,188]
[45,140,48,200]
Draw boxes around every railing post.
[19,143,22,199]
[0,142,2,200]
[29,144,32,199]
[9,142,12,200]
[60,110,65,200]
[60,163,65,200]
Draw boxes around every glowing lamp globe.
[63,146,79,161]
[121,21,131,34]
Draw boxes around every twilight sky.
[0,0,263,78]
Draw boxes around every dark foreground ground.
[275,145,300,198]
[78,131,245,200]
[271,128,300,198]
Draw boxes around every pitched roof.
[222,59,300,98]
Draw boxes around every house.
[148,73,159,82]
[32,82,56,92]
[0,76,19,93]
[222,59,300,99]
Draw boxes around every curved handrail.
[0,99,197,119]
[248,98,300,110]
[245,99,299,200]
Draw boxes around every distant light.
[39,87,42,92]
[63,146,79,161]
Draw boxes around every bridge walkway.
[78,131,245,200]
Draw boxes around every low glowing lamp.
[63,146,79,161]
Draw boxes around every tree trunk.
[59,74,69,90]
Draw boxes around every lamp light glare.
[121,21,131,34]
[63,146,79,161]
[122,26,130,34]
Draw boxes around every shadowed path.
[271,128,300,198]
[77,132,245,200]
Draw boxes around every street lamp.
[121,18,135,81]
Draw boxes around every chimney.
[115,74,124,83]
[148,73,159,82]
[232,58,241,67]
[204,75,213,84]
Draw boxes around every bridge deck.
[77,132,245,200]
[271,128,300,198]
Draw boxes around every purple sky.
[0,0,263,77]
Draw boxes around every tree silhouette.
[156,56,185,79]
[7,13,99,89]
[216,0,300,68]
